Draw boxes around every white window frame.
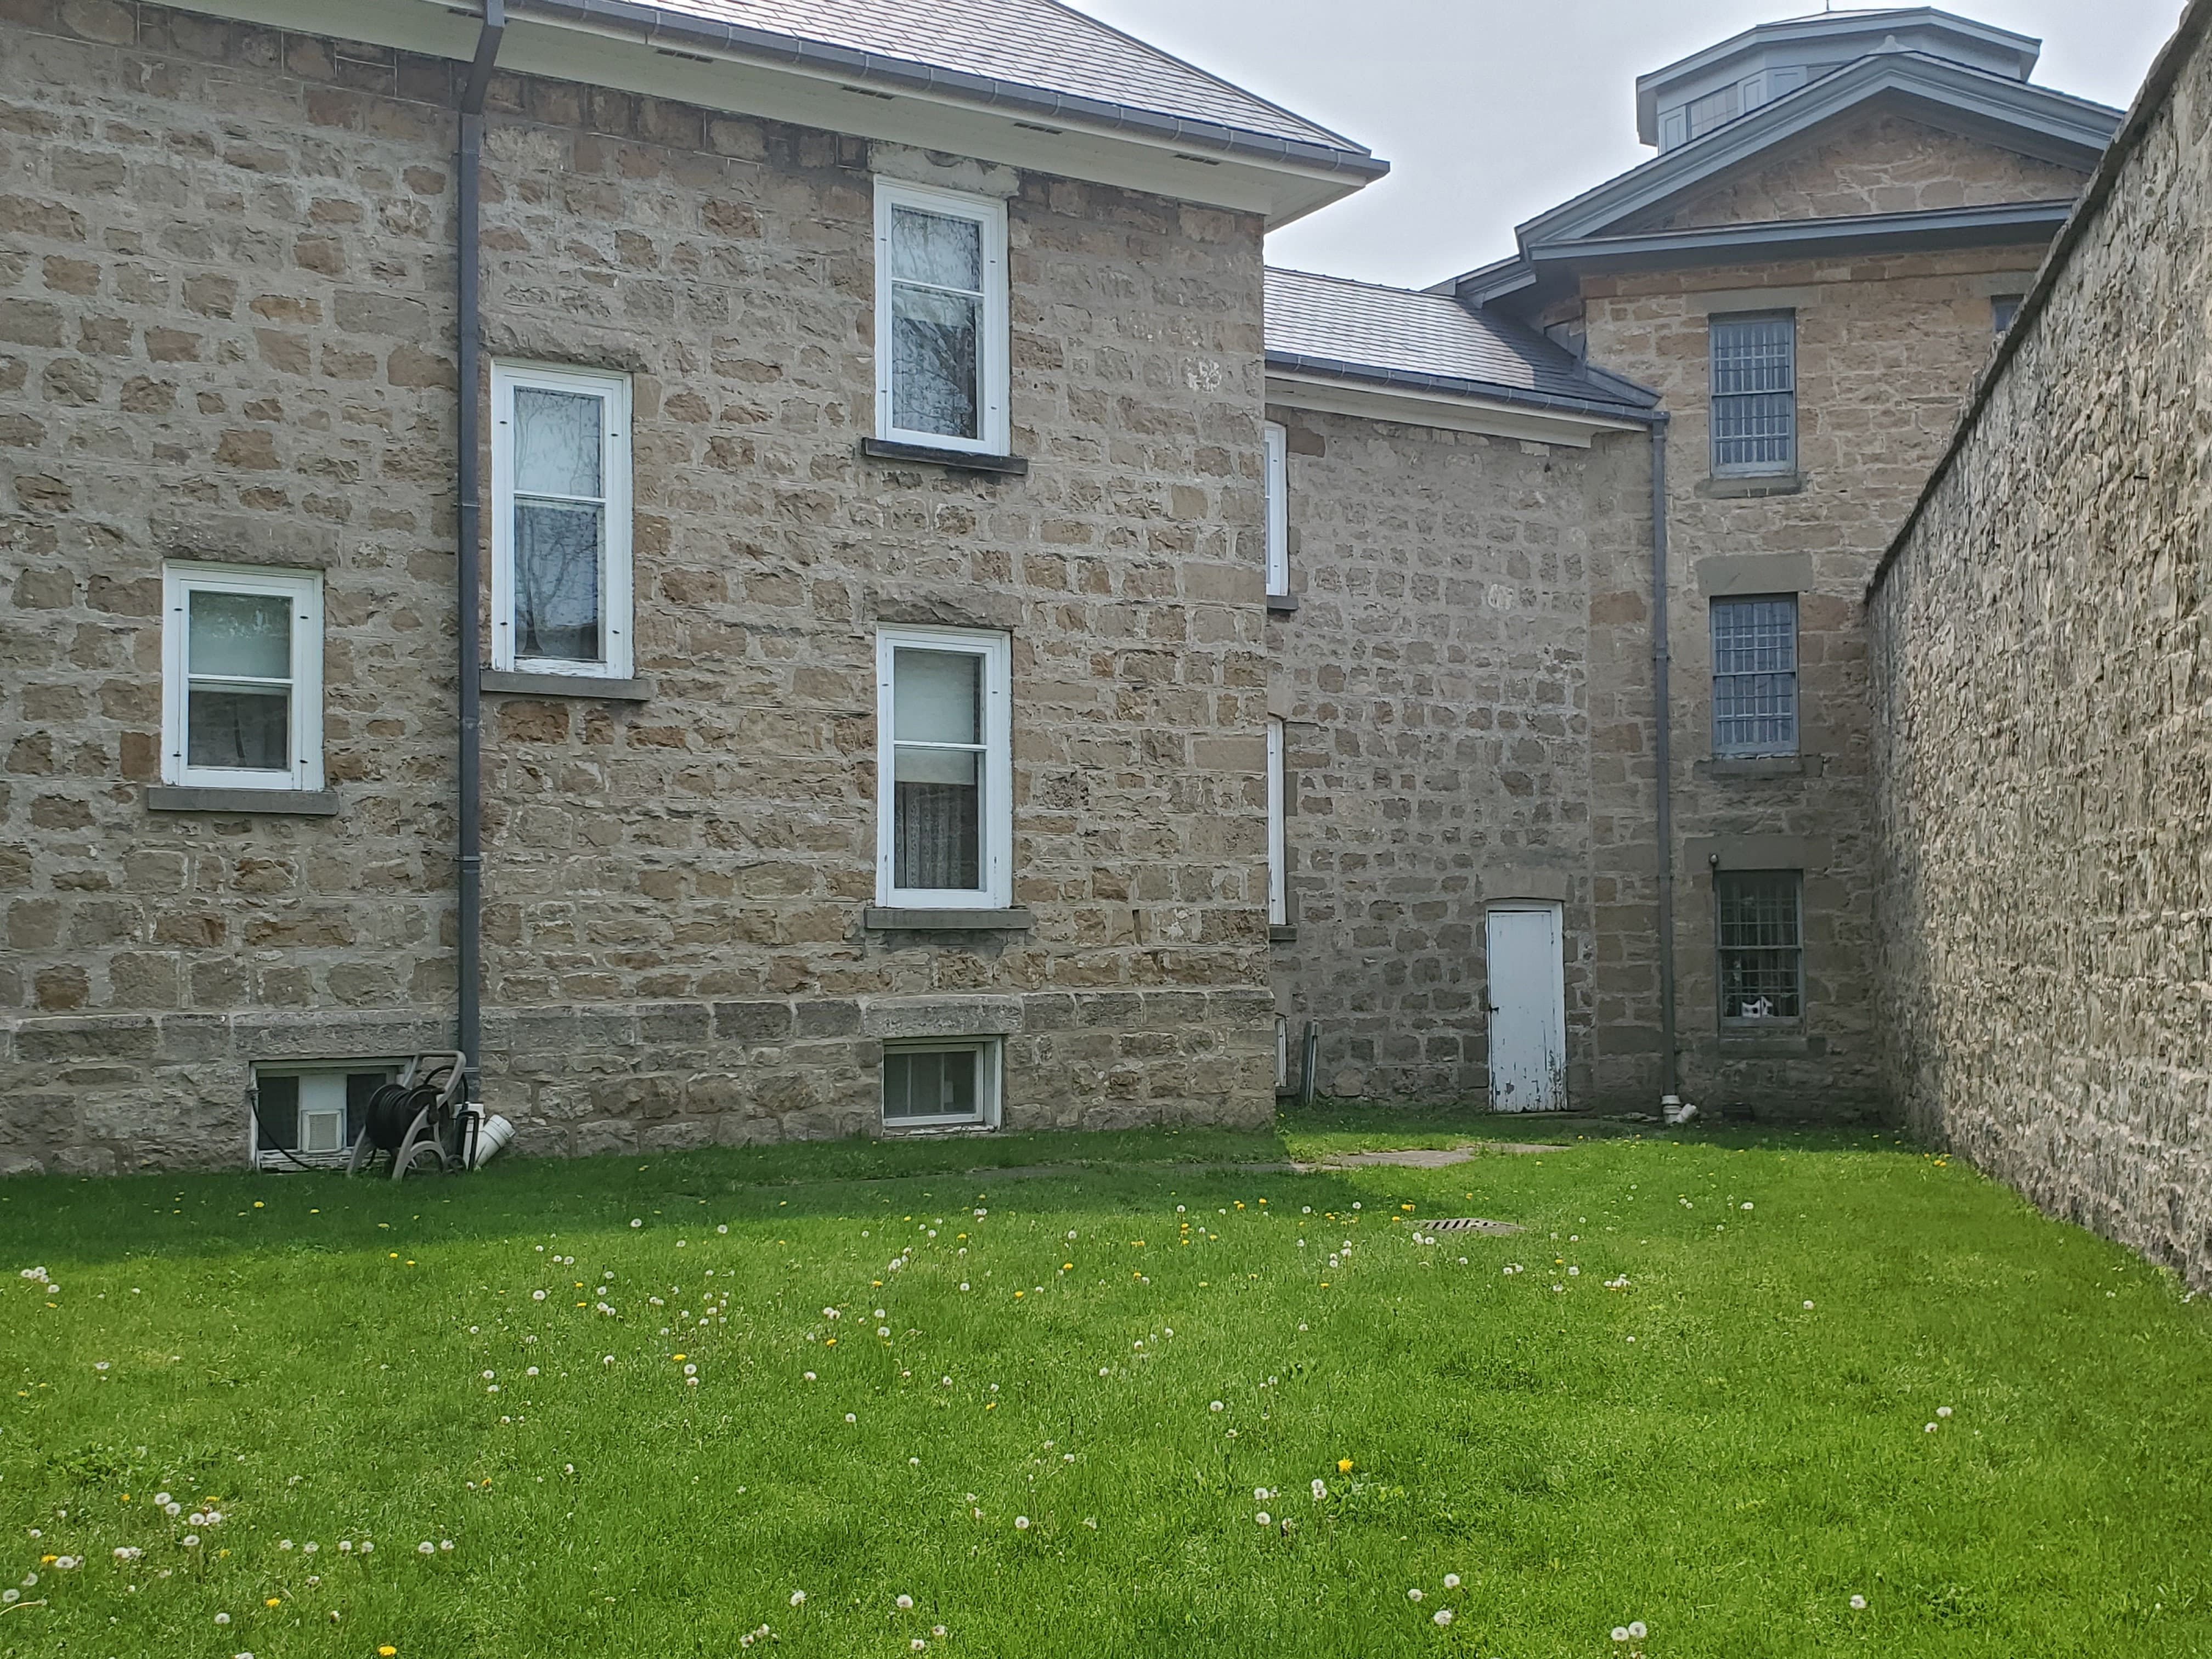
[1263,420,1290,597]
[880,1037,1002,1131]
[161,561,324,792]
[875,625,1013,909]
[489,359,633,678]
[1267,716,1287,927]
[873,178,1010,457]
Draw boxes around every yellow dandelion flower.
[1338,1458,1353,1472]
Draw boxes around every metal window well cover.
[1408,1216,1523,1235]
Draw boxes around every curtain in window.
[892,648,984,891]
[186,589,291,770]
[512,387,606,662]
[889,207,983,441]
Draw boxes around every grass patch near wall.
[3,1115,2208,1657]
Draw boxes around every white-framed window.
[1263,420,1289,597]
[489,360,632,678]
[161,562,323,792]
[1710,312,1796,476]
[251,1063,393,1170]
[1711,594,1798,755]
[882,1039,1001,1130]
[876,626,1013,908]
[873,178,1009,456]
[1266,716,1287,927]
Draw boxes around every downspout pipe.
[1649,414,1679,1101]
[456,1,505,1102]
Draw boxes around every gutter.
[455,0,505,1100]
[1649,415,1678,1100]
[509,0,1388,184]
[1867,0,2212,604]
[1263,351,1660,425]
[1528,198,2076,270]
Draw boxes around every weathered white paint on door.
[1486,901,1566,1112]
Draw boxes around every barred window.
[1711,595,1798,755]
[1711,313,1795,475]
[1718,871,1803,1024]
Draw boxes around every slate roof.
[1265,268,1657,414]
[535,0,1378,168]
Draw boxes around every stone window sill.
[1700,472,1804,499]
[1717,1029,1808,1056]
[860,438,1029,477]
[1269,923,1299,943]
[1266,592,1300,615]
[1700,754,1822,780]
[147,786,340,816]
[479,669,653,701]
[864,906,1034,932]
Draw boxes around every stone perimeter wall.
[0,1,1277,1172]
[1870,13,2212,1285]
[1265,407,1649,1106]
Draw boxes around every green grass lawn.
[4,1109,2209,1657]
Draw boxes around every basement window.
[251,1064,393,1170]
[882,1039,1001,1130]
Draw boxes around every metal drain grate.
[1417,1217,1521,1235]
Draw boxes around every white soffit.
[1263,373,1644,450]
[164,0,1364,224]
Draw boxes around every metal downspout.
[1649,414,1679,1100]
[456,2,504,1099]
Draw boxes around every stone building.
[0,0,2173,1174]
[1266,8,2114,1116]
[1870,0,2212,1285]
[0,0,1385,1170]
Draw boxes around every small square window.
[873,179,1009,456]
[252,1064,394,1170]
[1710,312,1796,476]
[876,626,1012,907]
[1991,294,2023,334]
[490,361,632,678]
[882,1040,1000,1129]
[1263,421,1289,597]
[161,563,323,791]
[1717,871,1803,1026]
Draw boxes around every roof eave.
[1266,351,1660,422]
[1517,52,2117,250]
[511,0,1387,204]
[1531,198,2076,273]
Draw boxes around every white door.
[1486,902,1566,1112]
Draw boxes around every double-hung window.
[1711,595,1798,755]
[1263,421,1290,597]
[876,627,1012,908]
[1710,312,1796,475]
[873,179,1009,456]
[161,562,323,792]
[490,361,632,678]
[1266,716,1287,927]
[1717,871,1803,1025]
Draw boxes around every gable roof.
[1265,268,1657,418]
[1445,42,2117,306]
[520,0,1383,179]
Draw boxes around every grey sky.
[1071,1,2183,287]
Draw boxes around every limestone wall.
[1263,407,1648,1105]
[0,1,1276,1171]
[1582,241,2053,1118]
[1870,9,2212,1283]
